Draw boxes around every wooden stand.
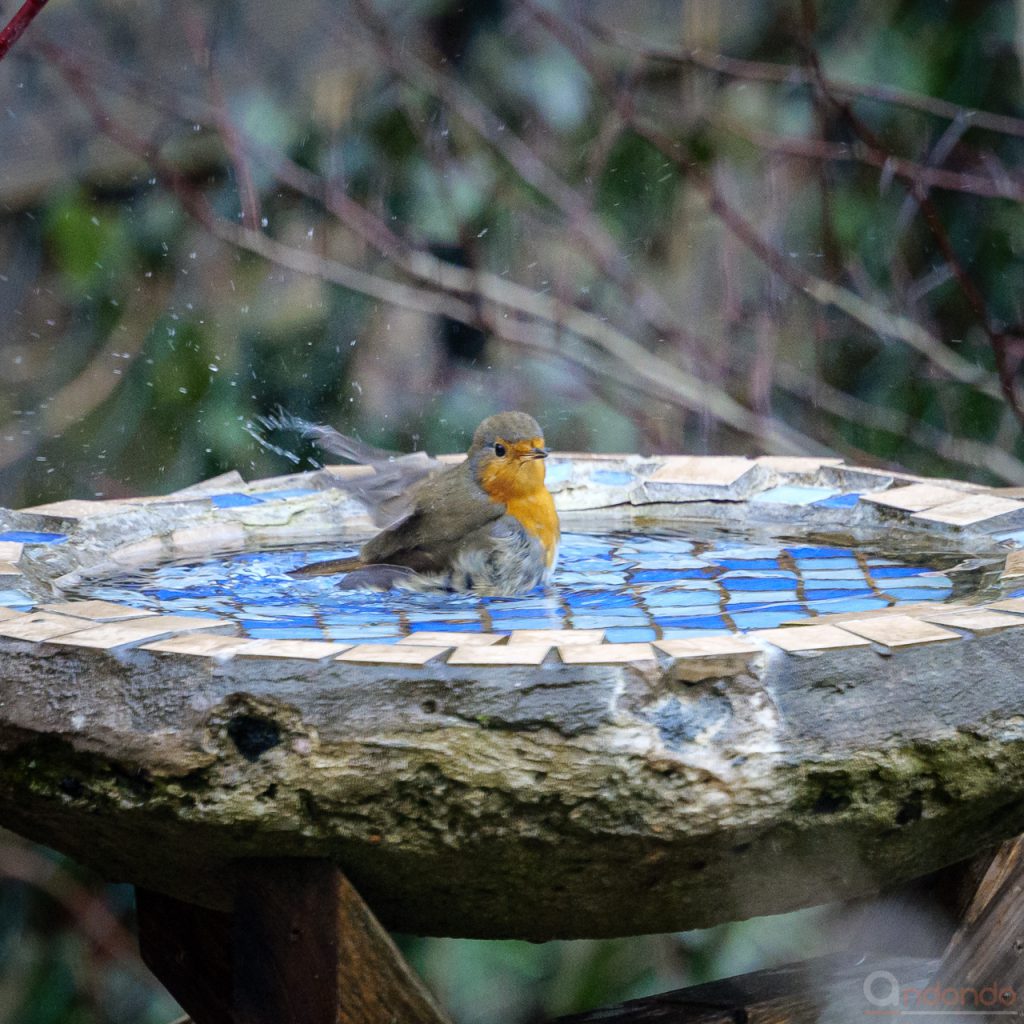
[137,860,451,1024]
[137,842,1024,1024]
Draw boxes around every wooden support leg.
[930,835,1024,1000]
[136,859,451,1024]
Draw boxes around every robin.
[271,411,560,596]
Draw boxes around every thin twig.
[592,21,1024,142]
[526,4,1003,405]
[181,8,262,230]
[0,0,49,61]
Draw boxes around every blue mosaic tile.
[656,614,730,630]
[210,493,266,509]
[604,626,659,643]
[644,590,721,608]
[810,597,889,614]
[787,546,854,559]
[813,492,861,508]
[247,627,331,640]
[590,470,636,486]
[0,531,68,544]
[751,485,840,505]
[877,588,951,602]
[660,626,733,639]
[727,592,799,608]
[875,575,951,590]
[483,618,564,630]
[256,488,320,500]
[731,607,813,629]
[0,590,34,608]
[408,620,484,632]
[722,575,798,591]
[544,463,574,485]
[803,588,874,601]
[795,557,861,571]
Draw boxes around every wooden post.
[136,859,451,1024]
[930,836,1024,1004]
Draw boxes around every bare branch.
[593,21,1024,142]
[0,0,49,62]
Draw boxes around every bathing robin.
[279,411,560,596]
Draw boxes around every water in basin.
[74,525,998,644]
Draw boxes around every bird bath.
[2,451,1024,946]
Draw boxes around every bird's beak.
[527,446,549,460]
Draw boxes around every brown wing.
[359,464,502,572]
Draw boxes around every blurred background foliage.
[1,0,1022,1019]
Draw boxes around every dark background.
[1,0,1021,1019]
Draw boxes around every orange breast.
[478,454,560,567]
[506,488,560,567]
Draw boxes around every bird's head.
[468,411,550,502]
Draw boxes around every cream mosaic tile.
[54,615,230,650]
[0,613,93,642]
[861,483,970,512]
[752,625,872,652]
[508,629,605,645]
[648,456,754,487]
[399,632,502,646]
[40,600,155,621]
[836,615,960,647]
[237,639,351,659]
[446,644,551,666]
[336,644,449,665]
[558,642,656,664]
[912,495,1024,527]
[914,608,1024,635]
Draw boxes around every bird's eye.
[494,442,506,457]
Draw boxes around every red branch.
[0,0,49,61]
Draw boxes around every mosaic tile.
[236,639,350,659]
[0,563,23,577]
[0,530,68,545]
[55,615,231,649]
[604,626,658,642]
[731,608,813,630]
[447,644,551,666]
[756,456,844,473]
[508,629,605,645]
[0,607,24,622]
[912,495,1024,528]
[210,493,266,509]
[659,626,734,639]
[648,457,754,487]
[862,483,970,512]
[0,541,24,562]
[812,493,861,509]
[40,600,155,621]
[0,613,92,641]
[656,635,761,658]
[655,614,730,631]
[0,589,36,608]
[558,643,657,664]
[836,615,960,648]
[400,632,502,646]
[141,634,248,657]
[915,608,1024,634]
[336,644,449,665]
[1001,550,1024,579]
[987,597,1024,615]
[248,627,332,640]
[751,485,840,505]
[590,470,636,486]
[19,499,131,518]
[752,625,873,652]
